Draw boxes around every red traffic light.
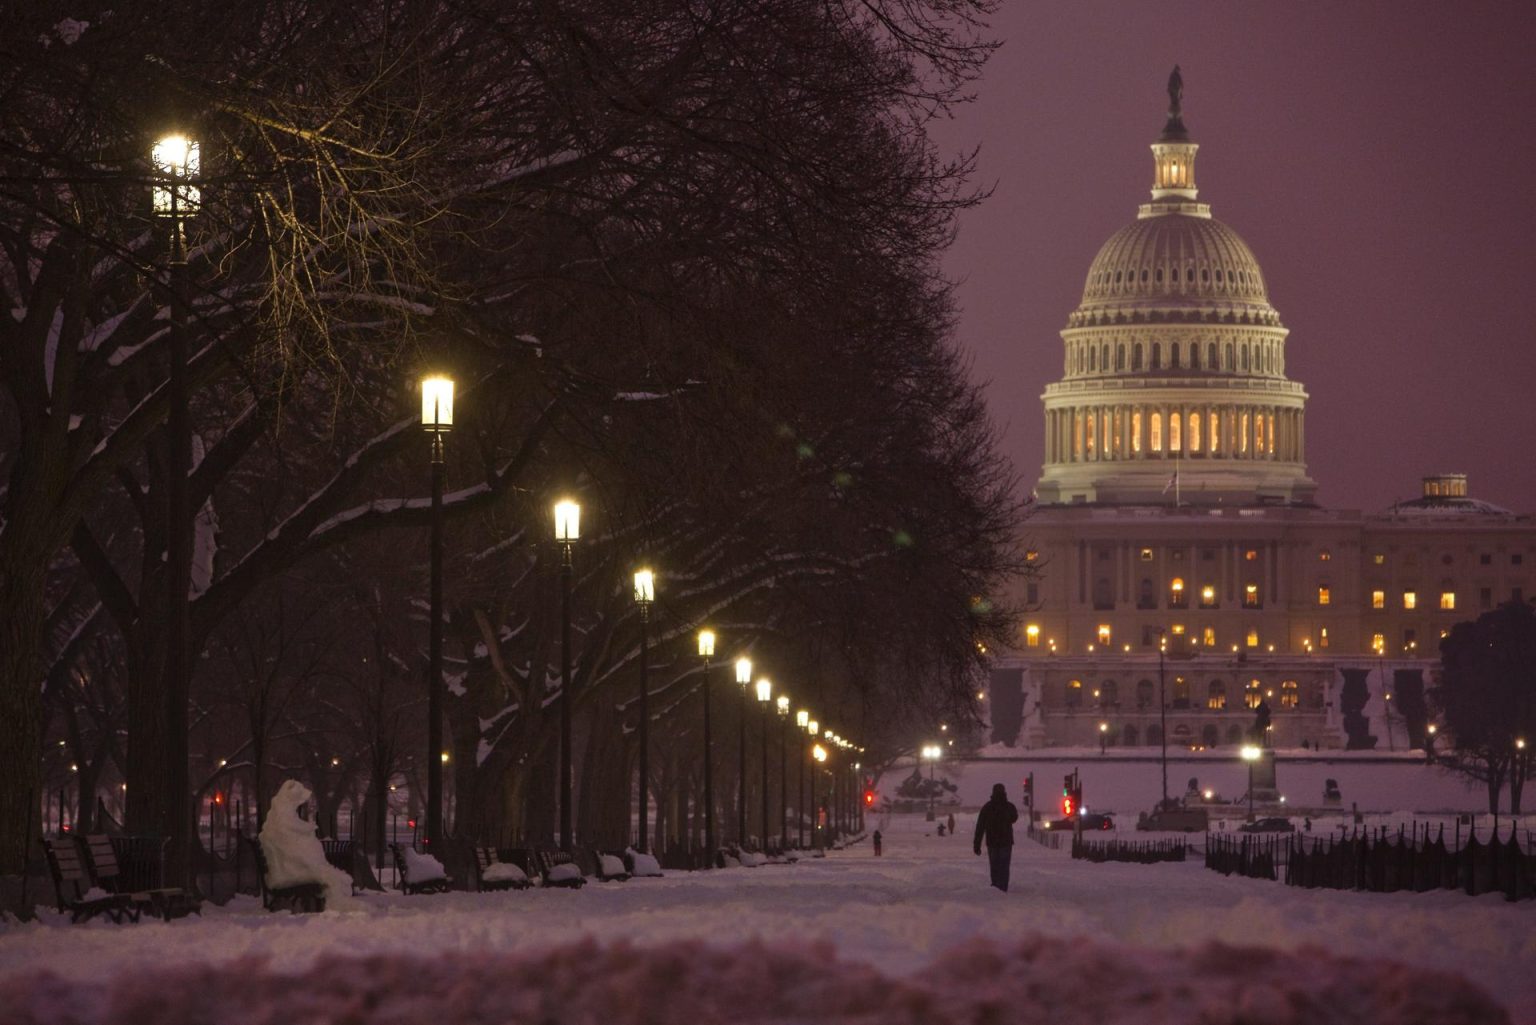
[863,790,875,807]
[407,818,417,830]
[1062,794,1075,818]
[213,791,224,805]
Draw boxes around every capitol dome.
[1035,69,1316,508]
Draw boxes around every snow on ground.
[2,813,1530,1024]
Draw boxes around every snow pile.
[0,936,1505,1025]
[625,848,663,877]
[598,854,628,878]
[257,781,356,908]
[545,863,582,884]
[480,862,527,886]
[401,847,446,884]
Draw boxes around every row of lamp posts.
[145,127,862,869]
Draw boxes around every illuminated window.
[1170,412,1182,452]
[1371,590,1385,610]
[1025,549,1039,562]
[1371,632,1385,654]
[1066,680,1082,708]
[1209,411,1219,452]
[1240,412,1250,453]
[1245,679,1263,710]
[1169,578,1186,607]
[1320,627,1330,649]
[1280,680,1299,709]
[1243,583,1260,608]
[1131,411,1142,453]
[1246,629,1259,648]
[1200,585,1216,608]
[1207,681,1227,710]
[1372,553,1386,565]
[1319,550,1332,562]
[1439,591,1455,610]
[1202,626,1216,647]
[1097,624,1112,645]
[1317,586,1331,607]
[1086,413,1096,456]
[1245,549,1258,561]
[1150,412,1163,452]
[1189,412,1202,452]
[1254,414,1265,453]
[1403,591,1417,610]
[1170,623,1186,635]
[1140,547,1154,561]
[1025,624,1040,648]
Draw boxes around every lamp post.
[755,678,773,849]
[796,710,809,847]
[633,568,655,852]
[1099,721,1109,756]
[553,499,580,850]
[776,695,790,851]
[811,742,827,850]
[735,657,752,846]
[1157,631,1169,805]
[827,731,840,840]
[421,375,454,850]
[921,744,940,821]
[1241,744,1261,822]
[698,630,716,862]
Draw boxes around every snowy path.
[2,815,1530,1023]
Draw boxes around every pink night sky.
[937,3,1536,514]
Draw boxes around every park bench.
[320,838,364,895]
[43,836,137,923]
[79,834,200,921]
[587,847,631,882]
[389,842,451,894]
[533,847,586,888]
[474,846,532,891]
[623,846,664,878]
[245,835,326,913]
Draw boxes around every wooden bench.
[533,847,586,888]
[245,835,326,913]
[584,847,630,882]
[474,846,532,891]
[389,843,451,894]
[43,836,137,923]
[320,839,363,895]
[79,834,200,921]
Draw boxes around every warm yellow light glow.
[553,499,581,542]
[1203,789,1213,800]
[1403,591,1417,610]
[1241,745,1262,762]
[1097,624,1111,644]
[633,568,655,605]
[796,709,809,728]
[152,134,201,215]
[1098,722,1108,733]
[1372,590,1385,609]
[441,751,450,764]
[776,695,790,715]
[755,677,772,703]
[736,657,753,686]
[698,629,716,658]
[1427,724,1438,735]
[813,744,827,762]
[807,719,819,736]
[1026,624,1040,647]
[420,375,455,431]
[1201,586,1215,603]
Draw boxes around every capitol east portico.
[988,72,1536,754]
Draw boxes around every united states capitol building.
[988,74,1535,753]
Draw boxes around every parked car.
[1238,817,1295,833]
[1044,813,1114,831]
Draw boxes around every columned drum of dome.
[1036,73,1317,507]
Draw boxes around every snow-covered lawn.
[2,814,1529,1023]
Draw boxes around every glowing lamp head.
[807,719,818,736]
[755,677,772,703]
[420,375,454,431]
[776,695,789,715]
[553,499,581,543]
[796,709,809,728]
[633,568,655,606]
[813,744,827,763]
[1099,722,1108,733]
[1241,745,1262,762]
[152,134,201,215]
[697,629,716,659]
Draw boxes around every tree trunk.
[0,562,46,875]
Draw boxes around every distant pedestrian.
[973,783,1020,892]
[873,830,883,856]
[947,812,956,836]
[937,823,947,837]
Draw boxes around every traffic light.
[863,790,875,807]
[1022,774,1033,807]
[1062,791,1074,818]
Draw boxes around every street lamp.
[756,677,773,850]
[776,695,790,851]
[633,568,655,852]
[796,709,809,847]
[812,742,827,850]
[1099,721,1109,755]
[698,630,716,863]
[151,131,200,885]
[1241,744,1262,822]
[735,657,752,845]
[553,498,580,850]
[420,375,454,851]
[921,743,941,821]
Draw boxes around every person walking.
[947,812,956,836]
[973,782,1019,892]
[873,829,883,856]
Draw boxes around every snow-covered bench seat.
[534,847,586,888]
[389,843,451,894]
[624,847,664,878]
[475,847,531,891]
